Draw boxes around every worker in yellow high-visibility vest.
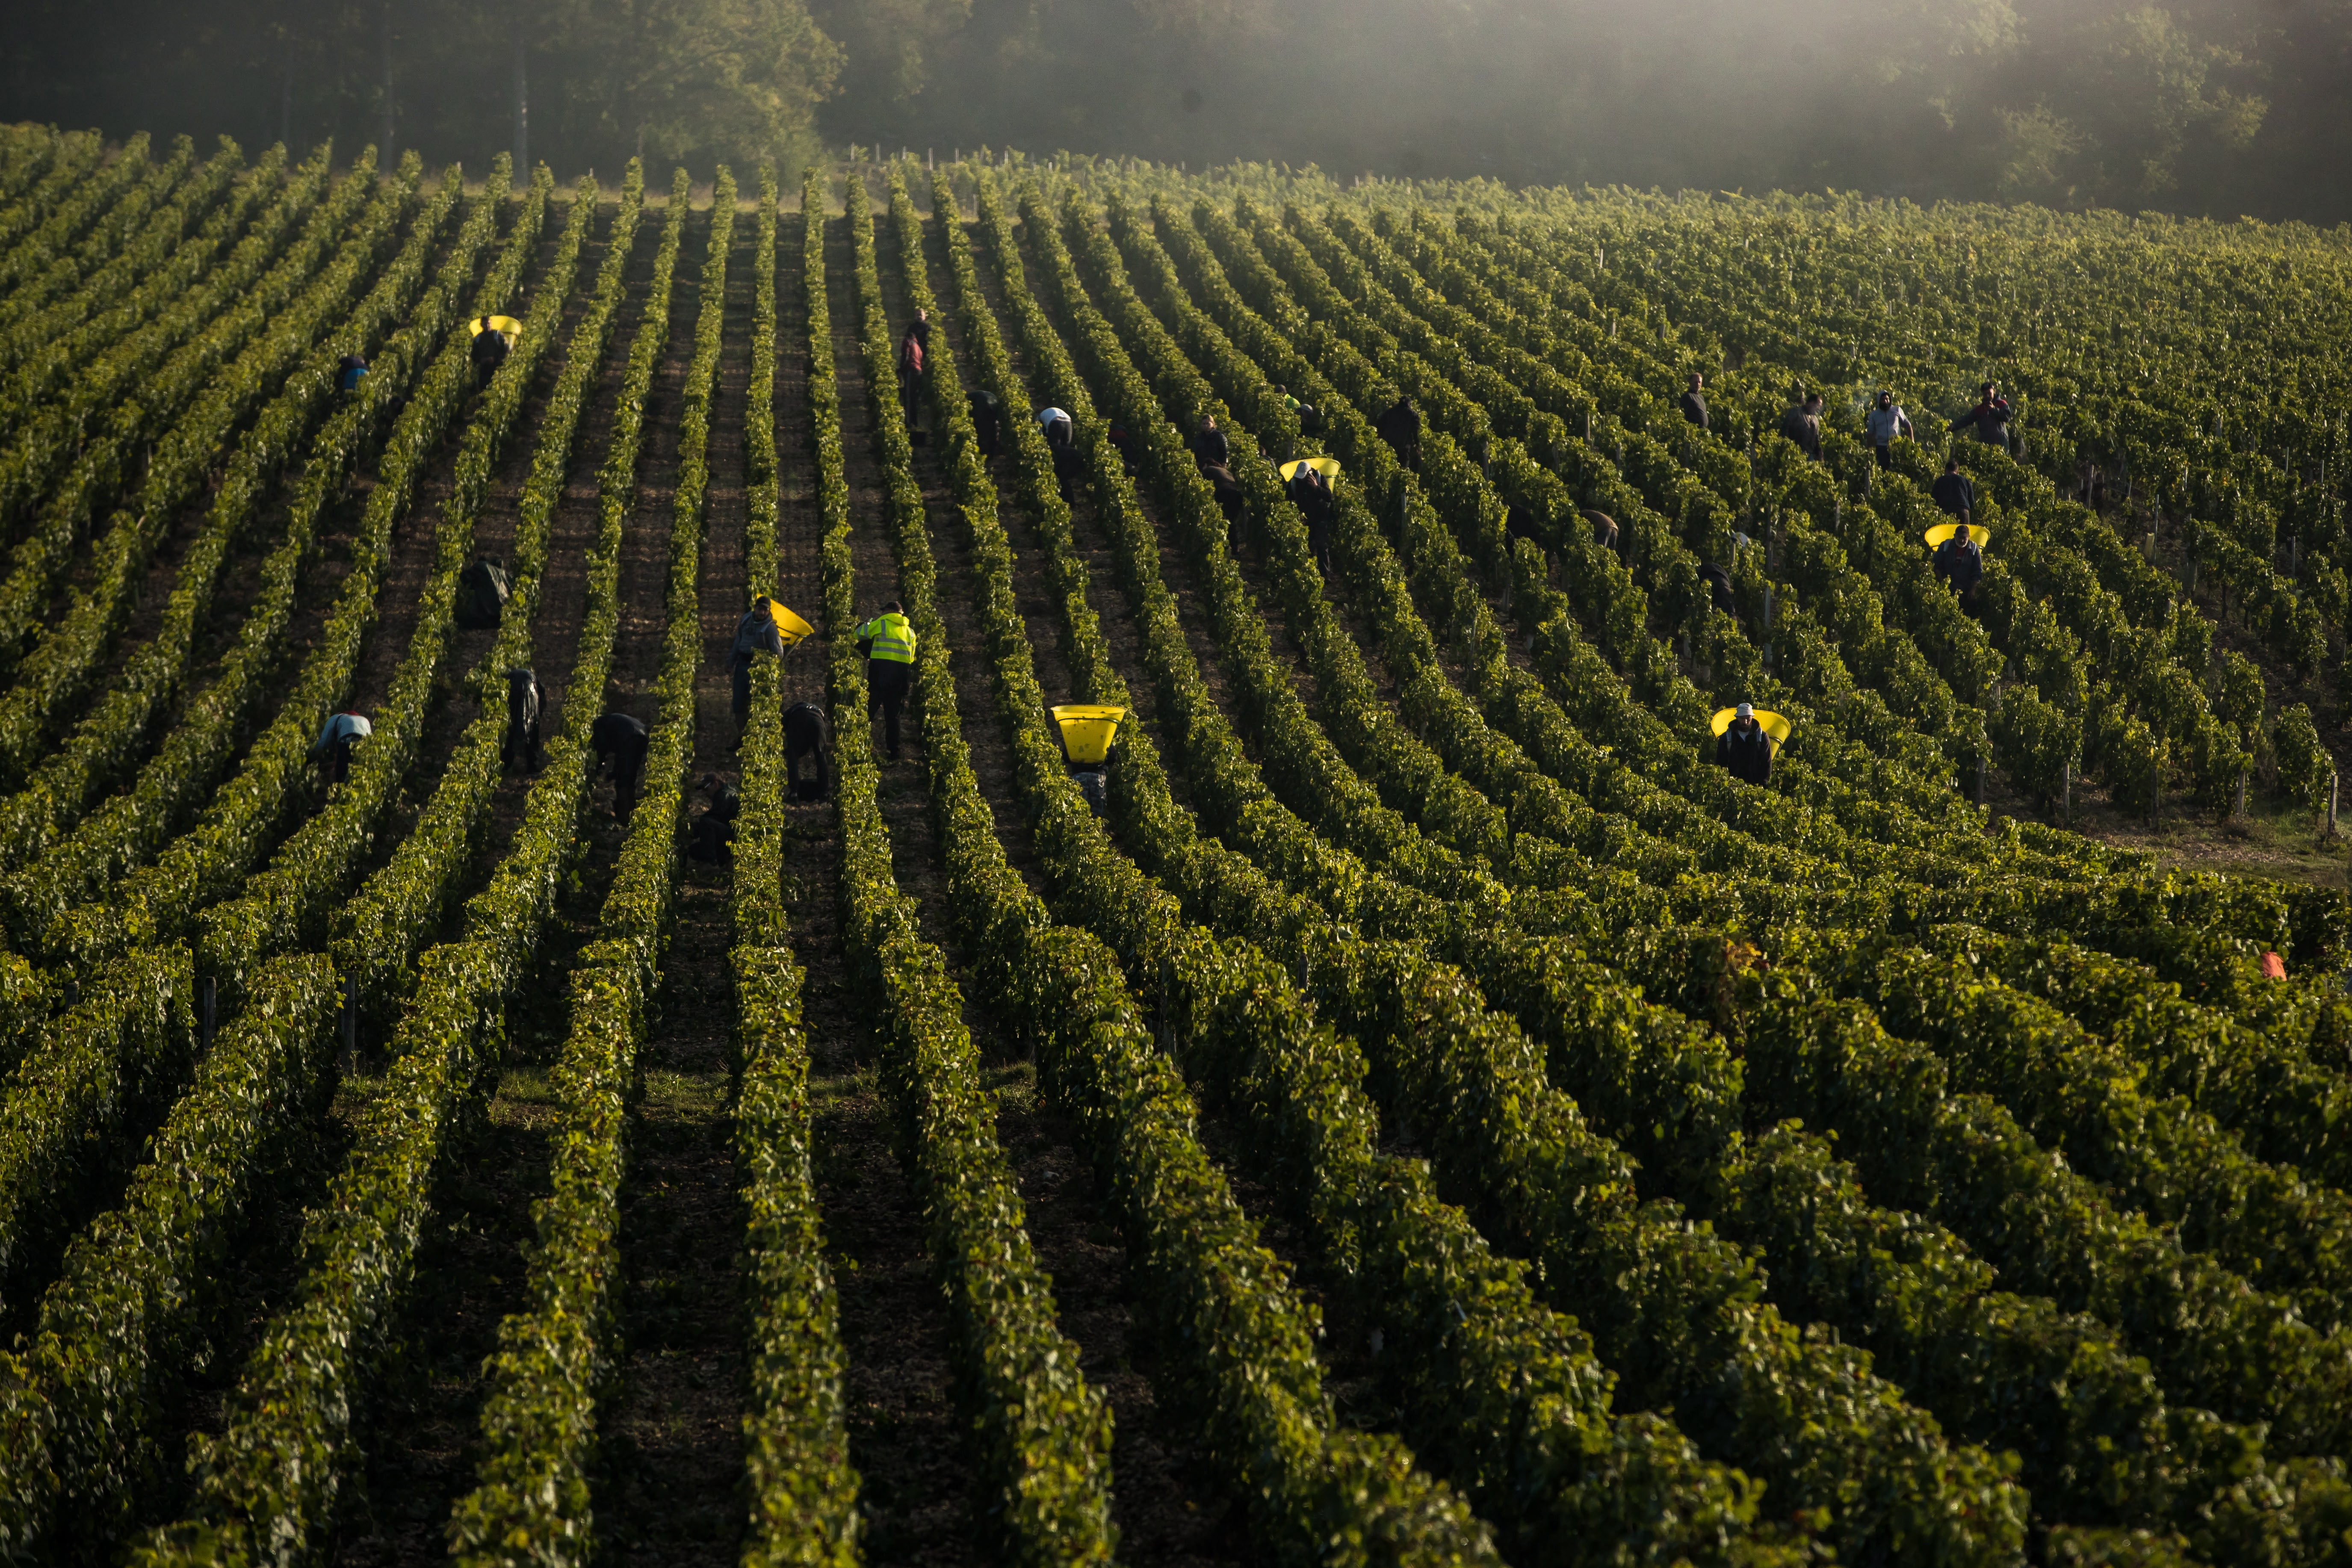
[854,600,918,759]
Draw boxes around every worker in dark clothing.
[731,595,789,734]
[1950,384,2013,452]
[1679,373,1709,432]
[689,773,740,862]
[502,668,543,775]
[1375,396,1422,470]
[1505,503,1545,548]
[1700,561,1737,617]
[1194,414,1230,470]
[591,711,648,821]
[898,324,925,432]
[1779,393,1825,460]
[783,702,831,800]
[311,711,372,788]
[1036,406,1074,451]
[337,354,370,394]
[1934,523,1985,614]
[909,306,931,353]
[1716,701,1772,785]
[855,600,918,760]
[1931,457,1975,523]
[469,317,510,389]
[457,555,508,630]
[973,387,1006,458]
[1201,461,1246,551]
[1289,464,1336,580]
[1863,390,1913,470]
[1107,422,1140,475]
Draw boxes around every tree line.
[3,0,2347,221]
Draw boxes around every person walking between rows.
[856,599,918,760]
[1932,457,1975,524]
[1376,396,1421,470]
[783,702,831,800]
[1864,390,1913,470]
[973,387,1006,458]
[591,710,648,821]
[1934,522,1985,614]
[898,322,925,433]
[730,594,789,743]
[1037,406,1077,499]
[1716,701,1772,785]
[1950,382,2013,452]
[1779,391,1824,461]
[311,710,372,788]
[1680,372,1710,432]
[470,316,509,390]
[1193,413,1230,470]
[502,668,543,775]
[1288,462,1336,580]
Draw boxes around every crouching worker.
[502,668,543,775]
[591,711,648,821]
[1716,701,1773,785]
[783,702,831,800]
[688,772,739,862]
[311,711,372,788]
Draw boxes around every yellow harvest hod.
[1711,707,1793,750]
[1923,520,1992,551]
[767,602,815,649]
[1052,705,1126,764]
[1278,457,1343,482]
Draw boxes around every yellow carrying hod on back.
[1924,520,1991,551]
[1052,705,1126,765]
[1711,707,1793,750]
[766,601,815,649]
[1278,457,1343,482]
[470,314,523,343]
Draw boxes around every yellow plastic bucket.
[470,314,523,341]
[1052,704,1127,764]
[1924,520,1991,551]
[1711,707,1792,749]
[1278,457,1343,482]
[768,602,815,649]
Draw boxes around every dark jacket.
[782,702,830,753]
[1679,390,1709,431]
[1935,539,1984,593]
[1950,397,2012,443]
[1195,425,1229,468]
[470,329,509,373]
[1291,472,1335,545]
[1717,722,1772,784]
[1931,472,1976,519]
[1700,562,1737,617]
[591,712,649,774]
[1376,399,1421,451]
[1779,405,1823,459]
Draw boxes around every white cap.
[1736,702,1754,719]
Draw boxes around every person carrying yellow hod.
[1715,701,1773,785]
[1934,522,1985,614]
[469,316,511,389]
[855,599,918,760]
